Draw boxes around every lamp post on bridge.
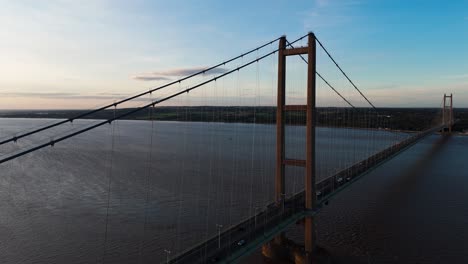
[281,193,286,214]
[216,224,223,249]
[164,249,171,264]
[254,206,259,228]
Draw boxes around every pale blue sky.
[0,0,467,109]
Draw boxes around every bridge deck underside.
[168,125,445,264]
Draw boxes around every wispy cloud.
[303,0,361,29]
[132,75,172,81]
[362,81,468,107]
[315,0,330,7]
[0,92,149,101]
[368,84,399,90]
[132,66,229,82]
[152,66,229,76]
[441,73,468,79]
[0,92,77,98]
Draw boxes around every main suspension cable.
[0,34,311,165]
[285,40,356,109]
[0,36,283,146]
[314,36,377,110]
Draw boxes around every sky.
[0,0,467,109]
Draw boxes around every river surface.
[0,118,465,263]
[247,134,468,263]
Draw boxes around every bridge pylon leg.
[304,32,317,259]
[276,36,286,203]
[450,93,453,133]
[274,35,287,247]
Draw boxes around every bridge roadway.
[167,125,446,264]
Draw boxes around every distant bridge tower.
[443,94,454,133]
[276,32,317,260]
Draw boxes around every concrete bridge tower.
[276,32,317,262]
[443,94,454,133]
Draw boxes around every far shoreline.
[0,106,466,133]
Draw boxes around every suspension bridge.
[0,32,454,263]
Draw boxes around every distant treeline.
[1,107,467,132]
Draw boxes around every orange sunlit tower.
[276,32,317,261]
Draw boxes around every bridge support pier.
[304,216,317,257]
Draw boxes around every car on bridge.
[336,177,344,185]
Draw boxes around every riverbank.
[1,107,466,132]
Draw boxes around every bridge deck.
[168,125,445,264]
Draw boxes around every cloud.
[132,66,229,81]
[368,84,399,90]
[303,0,361,30]
[132,75,172,81]
[0,91,150,101]
[363,81,468,107]
[0,92,79,98]
[442,73,468,79]
[152,66,229,76]
[315,0,330,7]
